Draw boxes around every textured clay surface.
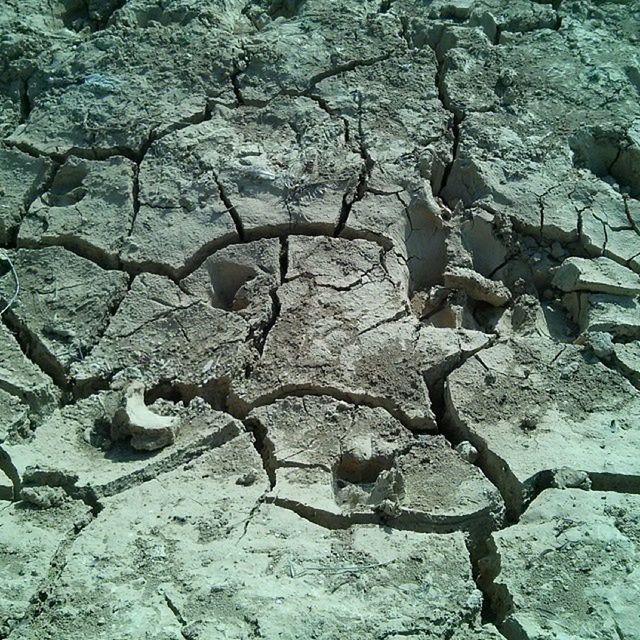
[1,1,639,638]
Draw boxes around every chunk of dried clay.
[444,267,511,307]
[113,382,179,451]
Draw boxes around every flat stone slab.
[6,435,491,640]
[249,395,504,532]
[446,337,640,517]
[614,341,640,388]
[484,489,640,640]
[575,293,640,339]
[444,266,511,306]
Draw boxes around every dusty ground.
[0,0,639,638]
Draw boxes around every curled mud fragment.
[112,381,179,451]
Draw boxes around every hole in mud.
[404,202,449,295]
[570,127,640,198]
[205,260,258,311]
[144,378,229,412]
[42,161,89,207]
[332,452,404,509]
[61,0,92,31]
[61,0,123,31]
[128,5,199,28]
[266,0,306,19]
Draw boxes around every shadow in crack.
[332,452,404,509]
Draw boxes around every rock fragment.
[20,485,67,508]
[613,341,640,388]
[455,440,478,463]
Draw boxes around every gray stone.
[112,382,179,451]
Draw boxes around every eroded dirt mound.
[1,0,639,638]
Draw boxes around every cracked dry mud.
[0,1,639,639]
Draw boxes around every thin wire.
[0,255,19,316]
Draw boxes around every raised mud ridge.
[1,1,639,638]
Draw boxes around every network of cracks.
[1,0,640,639]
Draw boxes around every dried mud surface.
[1,0,639,638]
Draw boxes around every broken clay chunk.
[112,382,179,451]
[444,267,511,307]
